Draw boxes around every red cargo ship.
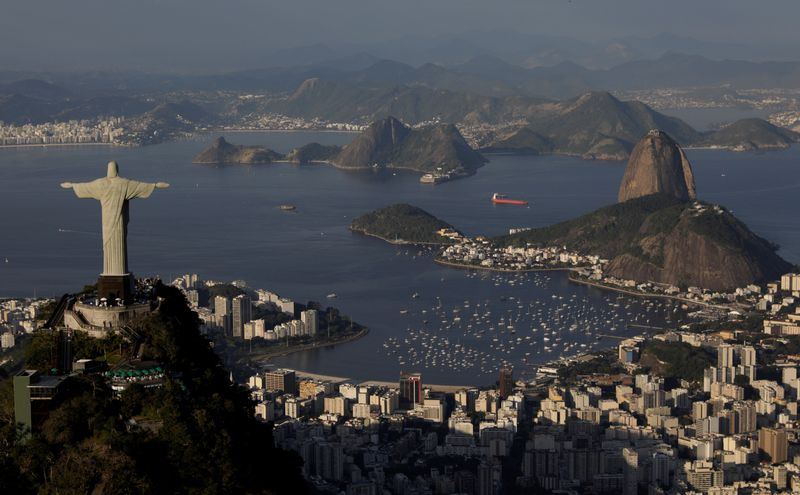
[492,193,528,205]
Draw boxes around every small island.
[192,136,284,164]
[192,116,487,183]
[334,117,487,179]
[350,203,460,245]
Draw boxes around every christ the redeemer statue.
[61,161,169,279]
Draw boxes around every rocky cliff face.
[603,202,792,290]
[335,116,411,168]
[618,130,696,203]
[334,116,486,175]
[499,194,791,290]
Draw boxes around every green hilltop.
[0,284,306,494]
[350,203,458,245]
[497,193,792,290]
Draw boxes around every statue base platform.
[65,301,153,338]
[97,274,134,303]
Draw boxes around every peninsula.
[498,131,792,290]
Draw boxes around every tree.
[0,282,308,494]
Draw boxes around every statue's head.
[107,160,119,178]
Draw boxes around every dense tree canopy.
[0,283,306,494]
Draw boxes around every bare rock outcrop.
[618,130,696,203]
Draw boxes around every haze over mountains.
[255,31,800,72]
[4,50,800,100]
[2,39,799,161]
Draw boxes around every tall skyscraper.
[759,427,788,464]
[266,369,297,395]
[718,344,735,368]
[740,346,757,367]
[651,452,672,488]
[231,294,252,339]
[214,296,231,335]
[301,309,319,336]
[623,447,638,495]
[477,461,493,495]
[399,372,422,409]
[498,366,513,400]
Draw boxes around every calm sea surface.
[1,132,798,384]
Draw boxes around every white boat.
[326,293,337,299]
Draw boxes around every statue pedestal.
[97,274,134,303]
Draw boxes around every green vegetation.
[252,304,294,328]
[496,193,791,290]
[24,330,128,371]
[198,283,245,307]
[484,92,699,158]
[286,142,341,163]
[702,118,799,150]
[497,193,684,257]
[0,283,306,494]
[639,340,715,382]
[351,203,457,244]
[482,128,552,154]
[267,78,533,126]
[268,82,705,159]
[685,205,779,252]
[557,354,627,384]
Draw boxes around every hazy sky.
[1,0,797,73]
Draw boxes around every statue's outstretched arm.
[155,182,170,189]
[60,182,74,189]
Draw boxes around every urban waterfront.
[1,132,799,384]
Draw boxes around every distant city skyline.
[1,0,799,72]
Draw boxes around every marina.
[377,263,688,382]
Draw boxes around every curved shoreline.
[0,142,121,149]
[433,257,587,273]
[350,228,450,246]
[567,276,733,310]
[247,326,370,360]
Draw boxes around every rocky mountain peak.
[618,129,696,203]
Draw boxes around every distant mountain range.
[123,100,216,145]
[184,52,800,99]
[2,54,798,159]
[3,74,794,161]
[262,31,797,71]
[5,51,800,101]
[268,86,797,159]
[482,91,701,160]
